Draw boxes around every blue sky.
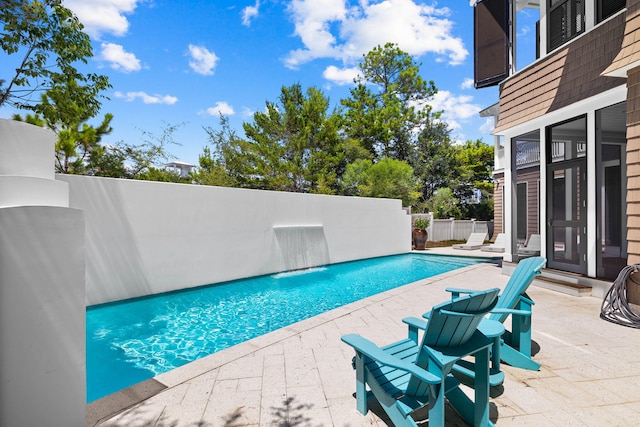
[1,0,539,165]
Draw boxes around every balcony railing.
[494,140,585,172]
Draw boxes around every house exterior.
[474,0,635,281]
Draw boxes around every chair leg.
[474,347,490,427]
[354,353,368,415]
[427,362,446,427]
[500,344,540,371]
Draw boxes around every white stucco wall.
[57,174,411,306]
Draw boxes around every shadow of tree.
[223,407,244,426]
[270,396,314,426]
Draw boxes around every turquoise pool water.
[87,253,484,402]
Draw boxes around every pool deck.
[88,248,640,426]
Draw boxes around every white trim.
[587,110,597,277]
[539,125,547,261]
[494,86,626,138]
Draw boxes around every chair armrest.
[402,317,427,342]
[445,287,475,298]
[341,334,441,384]
[402,316,428,330]
[519,294,535,306]
[491,308,532,317]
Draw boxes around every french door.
[546,157,587,273]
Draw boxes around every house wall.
[491,167,539,242]
[626,67,640,265]
[495,12,626,133]
[56,174,411,306]
[519,167,541,238]
[493,172,504,238]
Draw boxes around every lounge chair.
[518,234,541,256]
[341,288,501,427]
[452,232,488,250]
[481,233,505,253]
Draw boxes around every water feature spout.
[273,225,330,271]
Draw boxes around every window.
[597,0,625,24]
[548,0,585,51]
[517,183,528,240]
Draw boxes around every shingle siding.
[604,1,640,76]
[495,14,627,133]
[627,66,640,264]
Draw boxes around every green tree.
[341,43,438,161]
[425,187,462,219]
[39,78,113,174]
[191,145,237,187]
[342,158,420,206]
[82,122,182,180]
[206,84,347,193]
[453,139,494,219]
[412,119,457,205]
[0,0,110,111]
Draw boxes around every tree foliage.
[412,119,458,203]
[205,84,349,194]
[93,123,182,180]
[0,0,110,111]
[342,158,420,207]
[341,42,438,161]
[453,139,494,219]
[425,187,462,219]
[188,45,494,217]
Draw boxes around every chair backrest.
[489,256,546,323]
[467,233,488,246]
[492,233,506,247]
[406,288,499,397]
[524,234,541,251]
[423,288,500,348]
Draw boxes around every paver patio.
[88,255,640,426]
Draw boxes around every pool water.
[86,253,483,402]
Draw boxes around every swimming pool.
[87,253,484,402]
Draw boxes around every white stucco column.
[0,119,86,427]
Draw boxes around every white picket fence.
[412,213,493,242]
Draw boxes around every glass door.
[547,159,587,273]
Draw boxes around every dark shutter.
[598,0,626,23]
[474,0,510,88]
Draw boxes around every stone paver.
[89,251,640,427]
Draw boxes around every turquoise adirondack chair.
[341,287,500,427]
[442,256,547,384]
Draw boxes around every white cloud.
[114,91,178,105]
[461,78,474,90]
[65,0,139,39]
[188,45,219,75]
[322,66,361,85]
[241,107,256,118]
[100,43,142,72]
[242,0,260,26]
[284,0,468,69]
[427,90,481,131]
[205,102,235,116]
